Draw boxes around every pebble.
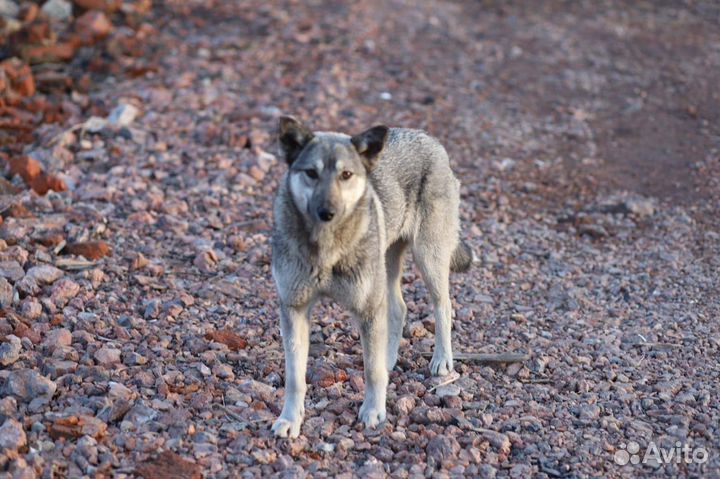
[395,395,416,416]
[0,418,26,451]
[108,103,140,127]
[0,277,12,307]
[41,0,72,20]
[50,278,80,306]
[0,260,25,282]
[0,335,22,366]
[426,435,460,468]
[43,328,72,350]
[94,346,121,366]
[25,265,64,284]
[4,369,57,401]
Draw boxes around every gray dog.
[270,116,472,438]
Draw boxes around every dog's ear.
[351,125,389,171]
[278,116,314,165]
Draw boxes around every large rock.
[42,328,72,351]
[94,345,121,366]
[4,369,57,401]
[41,0,72,20]
[0,260,25,282]
[0,277,13,307]
[50,278,80,306]
[426,435,461,469]
[0,334,21,366]
[0,418,26,451]
[25,265,64,284]
[0,0,20,19]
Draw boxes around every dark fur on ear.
[279,116,314,165]
[351,125,389,171]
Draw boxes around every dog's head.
[278,116,388,226]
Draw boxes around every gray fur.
[270,117,472,438]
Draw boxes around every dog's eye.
[305,169,318,180]
[340,171,353,181]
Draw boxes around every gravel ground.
[1,1,719,478]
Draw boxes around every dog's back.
[370,128,471,271]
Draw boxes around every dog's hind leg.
[412,202,458,376]
[272,303,311,438]
[385,239,408,371]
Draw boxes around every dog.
[270,116,473,438]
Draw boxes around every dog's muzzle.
[317,207,335,222]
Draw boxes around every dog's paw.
[358,402,386,429]
[430,351,454,376]
[271,415,302,438]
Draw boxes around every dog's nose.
[317,207,335,222]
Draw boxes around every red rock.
[135,450,202,479]
[62,241,111,260]
[23,42,77,64]
[204,329,247,351]
[13,322,41,345]
[72,0,122,13]
[49,415,107,440]
[29,173,67,195]
[75,10,112,44]
[0,59,35,97]
[7,156,42,184]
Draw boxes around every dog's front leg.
[357,300,389,429]
[272,304,310,438]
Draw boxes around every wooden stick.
[420,352,529,364]
[427,372,461,393]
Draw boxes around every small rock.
[108,382,134,401]
[238,379,275,402]
[406,321,427,337]
[108,103,139,127]
[15,276,39,296]
[212,363,235,379]
[0,260,25,282]
[0,277,12,307]
[435,384,461,398]
[0,0,20,18]
[50,278,80,306]
[43,359,78,379]
[426,435,460,468]
[0,335,22,366]
[41,0,72,20]
[479,465,497,478]
[193,249,218,273]
[0,418,26,451]
[578,223,608,238]
[481,429,512,457]
[578,404,601,421]
[125,404,158,425]
[143,299,161,319]
[510,464,532,479]
[20,299,42,320]
[75,10,112,41]
[0,397,17,420]
[624,198,654,217]
[94,345,121,366]
[395,395,416,416]
[123,352,147,366]
[4,369,57,401]
[25,264,64,284]
[43,328,72,350]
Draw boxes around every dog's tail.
[450,240,474,273]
